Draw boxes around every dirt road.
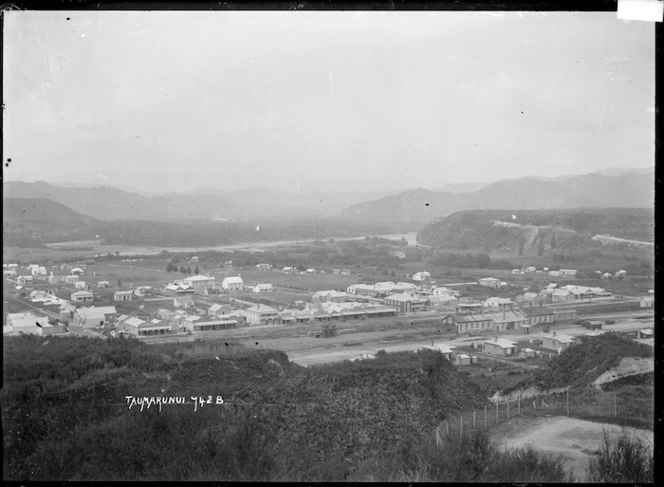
[491,415,653,482]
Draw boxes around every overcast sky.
[3,11,655,194]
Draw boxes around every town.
[3,252,654,367]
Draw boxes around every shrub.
[586,429,653,483]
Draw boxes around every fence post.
[507,400,510,419]
[485,405,488,430]
[460,415,463,439]
[446,420,449,435]
[495,402,498,423]
[473,410,476,430]
[614,392,617,418]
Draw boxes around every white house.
[71,290,94,303]
[412,271,431,281]
[74,281,87,290]
[181,275,216,293]
[253,283,274,293]
[114,290,134,301]
[483,297,515,310]
[64,275,79,284]
[559,269,578,277]
[4,312,50,335]
[478,277,501,288]
[221,276,244,291]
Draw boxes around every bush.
[586,430,653,483]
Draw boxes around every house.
[552,288,575,303]
[640,296,654,308]
[341,269,351,276]
[59,303,76,320]
[256,263,272,271]
[483,297,514,310]
[134,286,153,297]
[124,317,171,337]
[114,290,134,301]
[97,281,111,288]
[432,287,459,298]
[637,329,653,339]
[181,275,216,293]
[74,281,87,290]
[384,293,427,313]
[524,266,537,273]
[559,269,578,277]
[520,348,536,358]
[412,271,430,281]
[245,304,279,325]
[454,353,472,366]
[73,307,107,328]
[478,277,501,288]
[540,331,577,354]
[70,267,85,275]
[64,275,79,284]
[17,275,34,286]
[312,290,351,303]
[482,337,517,356]
[71,290,94,303]
[207,303,231,318]
[3,269,17,278]
[221,276,244,291]
[4,312,50,335]
[520,306,555,327]
[614,270,627,278]
[511,269,524,274]
[442,313,495,334]
[423,341,455,360]
[332,269,341,275]
[253,283,274,293]
[173,295,195,309]
[282,266,296,273]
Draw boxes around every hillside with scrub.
[3,335,571,481]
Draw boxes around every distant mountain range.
[340,170,654,223]
[3,167,654,223]
[3,181,390,221]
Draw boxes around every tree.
[550,233,557,251]
[117,279,122,287]
[194,266,200,274]
[180,266,187,274]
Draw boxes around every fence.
[436,389,653,443]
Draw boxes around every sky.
[2,11,656,194]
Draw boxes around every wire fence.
[436,389,653,443]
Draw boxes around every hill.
[417,208,654,256]
[3,198,97,247]
[339,171,654,223]
[3,181,392,221]
[2,336,491,481]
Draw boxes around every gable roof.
[520,306,554,317]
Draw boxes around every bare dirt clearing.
[491,415,653,482]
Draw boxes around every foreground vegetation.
[3,335,572,481]
[586,429,654,483]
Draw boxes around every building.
[114,290,134,301]
[552,308,577,322]
[347,281,418,298]
[97,281,111,288]
[207,303,231,318]
[432,287,459,298]
[454,353,472,366]
[559,269,578,277]
[74,281,87,290]
[423,341,455,360]
[245,304,279,325]
[482,337,517,356]
[70,290,94,303]
[282,267,296,273]
[483,297,515,310]
[442,313,495,334]
[341,269,351,276]
[191,319,238,332]
[4,312,50,335]
[455,302,484,314]
[134,286,153,297]
[384,293,427,313]
[305,268,316,274]
[524,266,537,273]
[520,306,555,327]
[64,275,79,284]
[412,271,431,281]
[173,295,195,309]
[540,332,577,354]
[640,296,654,308]
[124,317,171,337]
[332,269,341,275]
[221,276,244,291]
[637,329,653,339]
[312,290,351,303]
[483,310,529,332]
[181,275,216,293]
[17,275,34,286]
[70,267,85,275]
[74,307,106,328]
[478,277,501,288]
[256,263,272,271]
[253,283,274,293]
[3,269,17,278]
[548,270,561,277]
